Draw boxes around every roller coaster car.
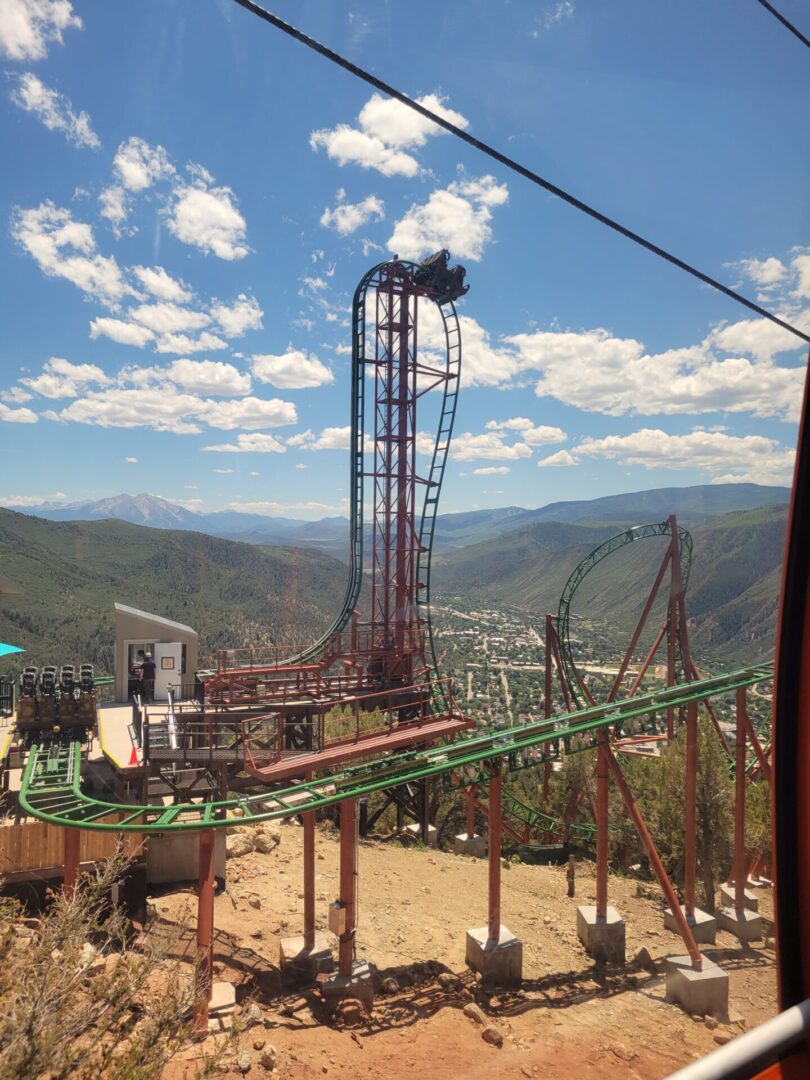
[60,664,75,697]
[38,665,58,724]
[17,667,38,725]
[414,249,469,303]
[79,664,94,694]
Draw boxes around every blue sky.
[0,0,807,519]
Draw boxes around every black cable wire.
[231,0,810,345]
[756,0,810,50]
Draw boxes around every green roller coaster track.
[556,521,693,709]
[19,664,771,834]
[288,260,461,704]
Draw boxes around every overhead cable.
[755,0,810,50]
[231,0,810,346]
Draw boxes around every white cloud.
[567,428,795,486]
[10,72,100,149]
[98,185,132,237]
[450,432,533,462]
[128,302,209,335]
[89,317,155,347]
[292,426,351,451]
[418,306,521,386]
[200,397,297,431]
[154,331,228,355]
[505,326,805,422]
[1,387,33,404]
[792,253,810,300]
[213,468,234,474]
[203,433,286,454]
[22,356,108,399]
[55,388,205,434]
[12,202,137,308]
[320,191,385,235]
[166,171,249,260]
[485,418,566,445]
[735,256,787,288]
[0,0,81,60]
[310,91,468,177]
[0,403,38,424]
[472,466,511,476]
[210,293,263,337]
[536,450,576,468]
[113,136,174,192]
[132,265,192,303]
[125,456,138,463]
[251,350,334,389]
[301,276,327,292]
[166,359,251,397]
[227,498,347,514]
[387,175,508,261]
[706,318,802,363]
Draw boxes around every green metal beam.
[18,664,771,834]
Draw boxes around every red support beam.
[488,767,502,944]
[62,827,80,895]
[604,744,703,970]
[607,545,673,703]
[466,785,476,839]
[684,699,698,918]
[303,774,316,950]
[596,732,610,919]
[339,798,358,976]
[194,829,216,1039]
[734,688,749,911]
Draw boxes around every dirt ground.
[161,821,776,1080]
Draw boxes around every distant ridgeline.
[0,482,789,673]
[0,509,345,673]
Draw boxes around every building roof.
[114,602,197,638]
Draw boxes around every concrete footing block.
[319,960,376,1013]
[403,822,438,847]
[719,884,759,911]
[716,906,763,942]
[279,932,335,985]
[666,955,729,1018]
[576,905,626,964]
[453,833,486,858]
[664,905,717,945]
[465,924,523,986]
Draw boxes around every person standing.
[140,651,156,704]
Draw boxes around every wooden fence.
[0,818,144,877]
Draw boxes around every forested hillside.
[0,510,346,674]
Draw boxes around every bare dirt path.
[162,820,776,1079]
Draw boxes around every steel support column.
[194,828,216,1038]
[304,774,316,950]
[596,732,610,919]
[488,766,502,943]
[466,785,476,839]
[604,745,703,970]
[684,699,698,918]
[62,826,80,894]
[734,688,748,910]
[339,798,358,976]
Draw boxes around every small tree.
[0,850,206,1080]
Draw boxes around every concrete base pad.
[279,932,335,985]
[319,960,376,1013]
[404,822,438,847]
[666,955,729,1018]
[453,833,486,858]
[576,905,626,964]
[664,905,717,945]
[719,884,759,911]
[716,906,763,942]
[466,924,523,986]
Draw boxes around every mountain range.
[14,483,792,561]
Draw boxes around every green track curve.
[19,664,770,834]
[556,521,693,708]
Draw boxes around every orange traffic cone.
[129,745,139,767]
